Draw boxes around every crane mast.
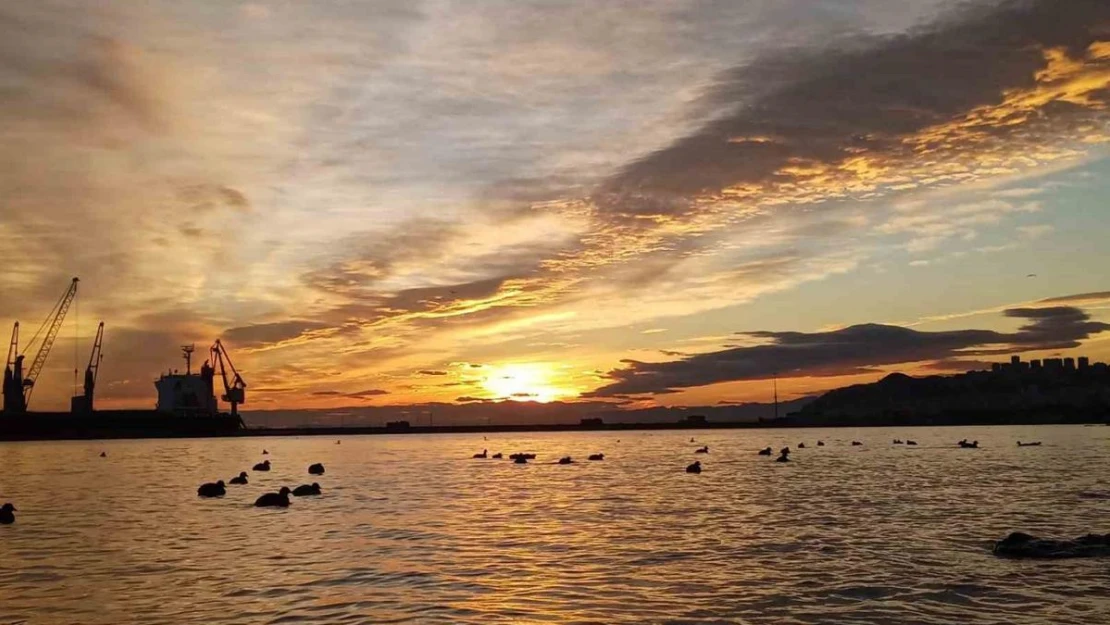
[3,322,23,414]
[72,322,104,414]
[22,277,79,409]
[210,339,246,417]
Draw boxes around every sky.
[1,0,1108,415]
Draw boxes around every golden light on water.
[480,363,575,402]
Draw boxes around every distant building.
[1064,357,1076,371]
[1079,357,1090,371]
[580,417,604,427]
[1011,355,1021,366]
[1044,358,1063,370]
[1031,359,1042,369]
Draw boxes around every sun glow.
[480,363,574,402]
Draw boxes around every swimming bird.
[1017,441,1042,447]
[253,460,271,471]
[491,452,503,459]
[292,483,322,497]
[197,480,226,498]
[0,503,15,525]
[514,455,528,464]
[817,441,825,447]
[695,446,709,454]
[758,447,772,456]
[797,442,806,449]
[775,448,790,463]
[100,451,107,457]
[588,453,604,461]
[308,463,325,475]
[473,449,488,459]
[906,440,918,446]
[690,438,695,443]
[958,439,979,449]
[254,487,291,508]
[686,461,702,474]
[893,439,904,444]
[229,472,249,485]
[509,453,536,460]
[262,449,269,455]
[558,456,574,464]
[852,441,862,446]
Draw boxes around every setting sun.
[480,363,574,403]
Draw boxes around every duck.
[229,472,249,485]
[775,448,790,463]
[958,439,979,449]
[472,449,488,459]
[797,442,806,449]
[254,487,291,508]
[893,439,904,444]
[491,452,503,459]
[558,456,574,464]
[906,440,918,446]
[0,503,15,525]
[817,440,825,447]
[100,451,107,457]
[686,461,702,474]
[262,449,269,455]
[514,455,528,464]
[292,483,322,497]
[1017,441,1042,447]
[253,460,271,471]
[757,447,772,456]
[509,453,537,461]
[588,453,604,461]
[851,441,862,446]
[695,446,709,454]
[308,463,325,475]
[197,480,226,498]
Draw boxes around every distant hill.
[779,362,1110,426]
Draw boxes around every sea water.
[1,425,1107,624]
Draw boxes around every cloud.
[588,306,1110,396]
[599,0,1108,212]
[222,321,331,349]
[418,370,448,376]
[1037,291,1110,305]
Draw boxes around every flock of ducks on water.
[194,450,328,508]
[0,435,1051,525]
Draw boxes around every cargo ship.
[2,343,245,441]
[2,278,245,441]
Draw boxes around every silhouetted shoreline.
[0,409,1104,442]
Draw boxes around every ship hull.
[0,410,243,441]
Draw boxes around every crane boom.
[23,277,79,408]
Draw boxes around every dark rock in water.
[308,463,325,475]
[293,483,321,497]
[993,532,1110,558]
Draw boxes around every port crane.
[2,278,79,413]
[3,322,23,413]
[71,322,104,414]
[210,339,246,418]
